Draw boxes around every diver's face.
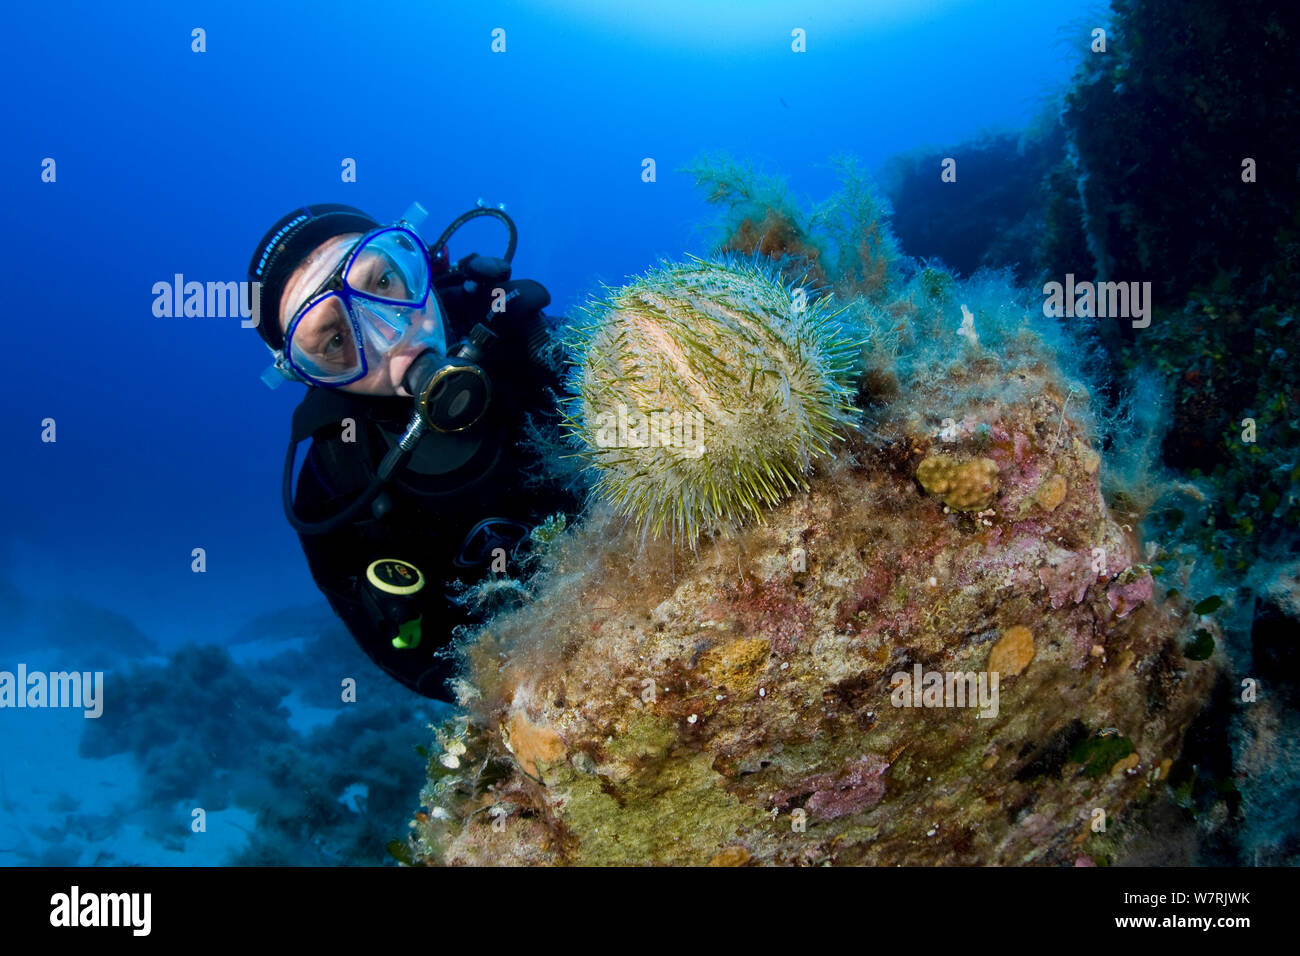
[279,233,437,396]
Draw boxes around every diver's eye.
[307,319,351,359]
[351,257,410,299]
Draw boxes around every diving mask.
[281,224,447,389]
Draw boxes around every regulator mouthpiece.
[403,348,492,433]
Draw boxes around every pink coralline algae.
[1107,571,1155,619]
[1038,549,1096,608]
[837,564,897,628]
[774,754,890,821]
[706,576,812,655]
[1012,430,1031,463]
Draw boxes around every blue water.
[1,0,1095,865]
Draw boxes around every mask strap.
[261,351,306,389]
[399,202,428,232]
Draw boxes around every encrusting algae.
[399,155,1219,867]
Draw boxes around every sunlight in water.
[544,0,968,47]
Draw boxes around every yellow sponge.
[916,455,999,511]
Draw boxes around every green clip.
[392,616,423,649]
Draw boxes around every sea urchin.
[564,256,861,544]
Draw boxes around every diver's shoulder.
[291,386,406,440]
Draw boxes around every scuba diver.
[247,201,576,700]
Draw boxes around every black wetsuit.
[284,260,575,699]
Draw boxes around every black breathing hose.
[282,415,424,535]
[428,206,517,264]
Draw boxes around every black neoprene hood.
[247,203,380,351]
